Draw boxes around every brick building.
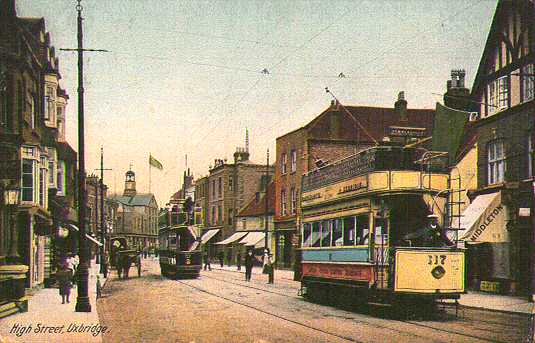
[205,145,274,262]
[275,94,435,271]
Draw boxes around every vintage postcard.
[0,0,534,342]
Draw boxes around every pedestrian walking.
[203,252,212,271]
[236,252,242,271]
[56,263,73,304]
[262,249,270,274]
[244,250,253,282]
[103,254,109,279]
[136,253,142,277]
[267,254,274,284]
[218,251,224,268]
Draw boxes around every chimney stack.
[444,69,471,111]
[0,0,16,17]
[395,91,408,121]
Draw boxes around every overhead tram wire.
[191,8,353,148]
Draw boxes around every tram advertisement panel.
[394,250,464,293]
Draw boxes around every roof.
[236,181,275,217]
[110,193,155,207]
[277,103,435,143]
[455,121,478,162]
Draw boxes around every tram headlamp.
[431,265,446,279]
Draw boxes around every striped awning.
[215,232,248,245]
[238,232,265,247]
[201,229,220,244]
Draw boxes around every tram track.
[195,271,512,343]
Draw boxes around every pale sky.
[17,0,496,207]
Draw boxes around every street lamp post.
[4,185,20,264]
[264,149,269,252]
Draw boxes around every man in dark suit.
[244,250,254,282]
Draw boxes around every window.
[228,176,233,191]
[355,214,370,245]
[22,159,36,202]
[39,156,47,207]
[217,205,222,224]
[290,187,297,214]
[290,150,297,173]
[228,208,233,225]
[57,160,65,195]
[487,76,509,115]
[212,180,216,198]
[302,223,312,247]
[312,222,320,247]
[528,135,534,178]
[332,219,343,246]
[488,140,506,184]
[522,64,534,102]
[45,85,55,121]
[280,153,287,174]
[320,220,331,247]
[218,177,222,198]
[343,216,355,246]
[28,94,35,129]
[211,206,216,226]
[280,189,287,216]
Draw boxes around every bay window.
[21,146,39,203]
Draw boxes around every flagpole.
[149,154,152,194]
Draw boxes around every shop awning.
[68,224,104,246]
[201,229,220,244]
[238,232,265,247]
[453,192,508,243]
[215,232,248,245]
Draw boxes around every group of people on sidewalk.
[203,249,275,284]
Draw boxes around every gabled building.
[275,93,435,270]
[110,170,159,250]
[456,0,535,295]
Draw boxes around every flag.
[149,154,163,170]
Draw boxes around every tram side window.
[169,235,177,247]
[320,220,331,247]
[355,214,370,245]
[343,216,355,246]
[332,219,343,246]
[302,223,312,247]
[312,222,321,247]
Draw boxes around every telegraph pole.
[60,0,108,312]
[264,149,269,251]
[95,146,112,274]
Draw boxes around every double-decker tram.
[299,145,465,308]
[158,224,202,279]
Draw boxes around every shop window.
[343,216,355,246]
[487,140,506,184]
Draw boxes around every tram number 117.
[428,255,447,265]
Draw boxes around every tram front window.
[355,214,370,245]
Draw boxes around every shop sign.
[302,176,368,207]
[480,280,501,293]
[386,126,427,138]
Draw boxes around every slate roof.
[110,193,155,207]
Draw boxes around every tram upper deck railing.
[302,145,448,192]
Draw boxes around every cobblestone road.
[97,258,531,343]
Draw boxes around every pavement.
[0,259,108,343]
[210,263,535,316]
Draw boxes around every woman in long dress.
[56,264,73,304]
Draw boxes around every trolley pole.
[96,146,112,274]
[264,149,269,252]
[60,0,108,312]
